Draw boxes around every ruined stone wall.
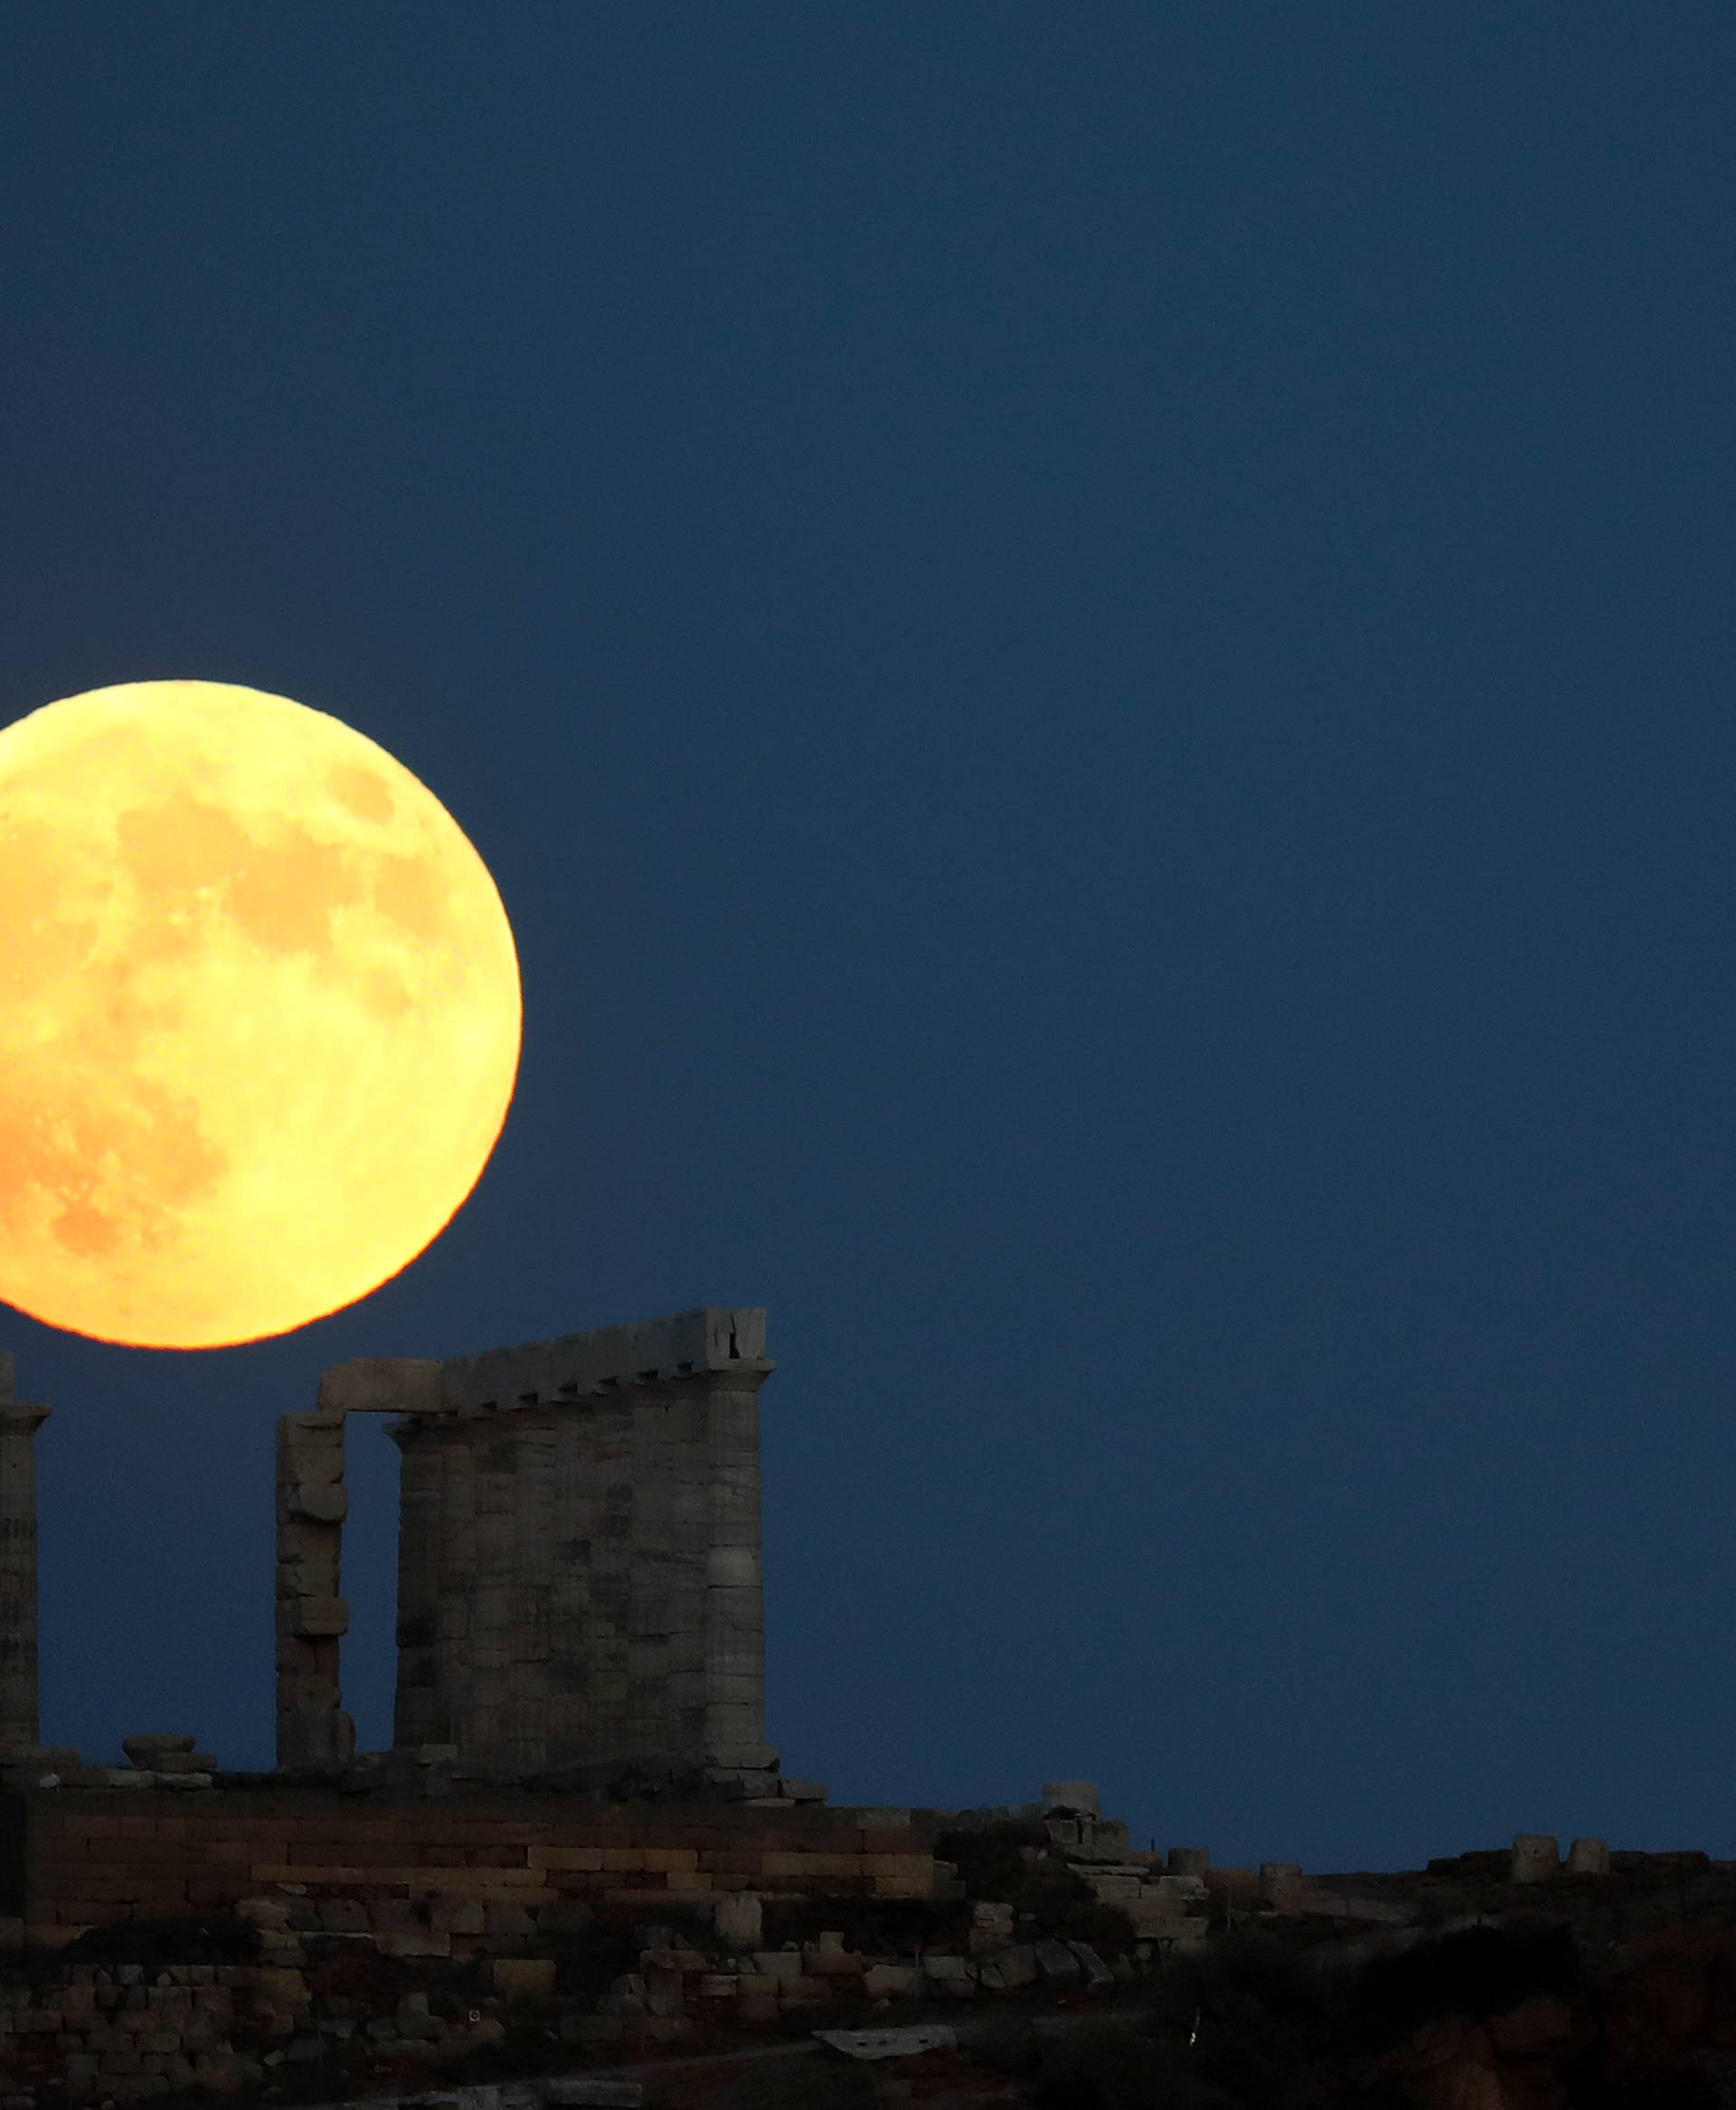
[0,1783,1222,2105]
[280,1305,775,1778]
[3,1790,938,1954]
[392,1369,767,1775]
[0,1910,1149,2105]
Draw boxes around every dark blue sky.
[2,5,1732,1876]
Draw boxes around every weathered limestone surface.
[388,1309,776,1776]
[1511,1832,1561,1884]
[283,1309,775,1780]
[0,1359,51,1756]
[316,1357,444,1417]
[274,1413,353,1767]
[439,1306,767,1412]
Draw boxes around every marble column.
[0,1356,52,1755]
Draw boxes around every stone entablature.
[436,1306,770,1414]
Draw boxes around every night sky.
[2,6,1732,1877]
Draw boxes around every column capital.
[0,1403,51,1435]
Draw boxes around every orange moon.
[0,679,522,1350]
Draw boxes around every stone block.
[1079,1871,1139,1902]
[285,1486,348,1524]
[491,1959,556,2001]
[1260,1863,1305,1910]
[316,1357,443,1415]
[1510,1834,1560,1884]
[640,1847,699,1873]
[1066,1943,1114,1992]
[702,1743,779,1772]
[778,1779,828,1803]
[120,1736,195,1766]
[921,1955,971,1983]
[1033,1941,1083,1985]
[762,1851,863,1879]
[1042,1780,1099,1817]
[862,1964,916,1999]
[712,1893,762,1951]
[806,1942,864,1978]
[996,1945,1039,1990]
[1126,1895,1180,1939]
[751,1951,803,1980]
[1166,1847,1212,1877]
[278,1411,343,1441]
[378,1930,451,1958]
[283,1597,350,1638]
[275,1518,341,1564]
[0,1744,80,1768]
[1566,1836,1609,1875]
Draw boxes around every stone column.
[0,1355,51,1756]
[466,1413,519,1766]
[622,1382,673,1762]
[433,1411,479,1757]
[546,1401,601,1767]
[696,1355,774,1762]
[505,1415,556,1772]
[587,1389,636,1763]
[274,1411,353,1767]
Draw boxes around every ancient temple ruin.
[2,1306,778,1788]
[277,1305,776,1781]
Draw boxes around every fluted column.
[0,1372,52,1754]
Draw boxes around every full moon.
[0,679,522,1349]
